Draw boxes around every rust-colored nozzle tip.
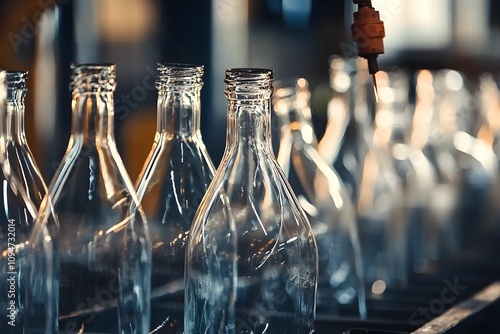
[351,5,385,71]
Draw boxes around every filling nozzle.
[351,0,385,100]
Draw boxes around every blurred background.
[1,0,500,182]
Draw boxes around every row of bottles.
[316,56,500,298]
[270,54,500,315]
[2,56,498,333]
[0,64,320,334]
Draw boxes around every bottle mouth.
[273,78,310,117]
[328,56,353,92]
[70,63,117,93]
[273,78,310,101]
[156,63,204,90]
[6,71,28,93]
[6,71,28,102]
[224,68,273,100]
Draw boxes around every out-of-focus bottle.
[136,63,215,332]
[0,71,56,333]
[355,69,407,292]
[274,77,365,317]
[477,73,500,257]
[318,57,374,203]
[185,68,318,334]
[45,64,151,333]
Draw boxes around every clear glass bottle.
[136,63,215,332]
[318,57,374,202]
[355,70,407,291]
[45,64,151,333]
[185,69,318,334]
[274,78,365,317]
[0,71,54,333]
[317,56,354,168]
[409,69,460,264]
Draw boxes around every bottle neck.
[5,87,26,143]
[70,64,116,146]
[226,99,273,152]
[281,104,317,145]
[71,91,115,144]
[157,86,201,138]
[224,68,274,153]
[273,79,317,146]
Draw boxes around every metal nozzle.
[366,54,379,75]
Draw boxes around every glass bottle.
[477,73,500,257]
[45,64,151,333]
[0,71,54,333]
[318,57,374,202]
[136,63,215,332]
[409,69,460,264]
[274,78,365,317]
[185,69,318,334]
[317,56,354,168]
[355,70,407,291]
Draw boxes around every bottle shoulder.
[0,170,37,239]
[3,142,47,205]
[0,163,45,241]
[191,151,314,236]
[135,136,213,225]
[136,135,215,196]
[48,140,137,212]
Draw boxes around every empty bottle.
[136,63,215,332]
[0,71,56,333]
[45,63,151,333]
[185,68,318,334]
[318,57,374,202]
[356,70,407,290]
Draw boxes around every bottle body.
[49,64,151,333]
[136,64,215,332]
[185,69,318,334]
[0,71,53,333]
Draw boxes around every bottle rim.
[224,68,273,83]
[70,63,117,93]
[224,68,273,100]
[156,63,204,90]
[157,62,204,72]
[6,71,28,93]
[71,63,116,71]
